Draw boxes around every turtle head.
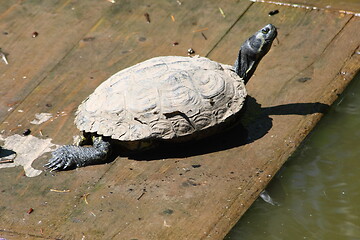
[234,24,277,84]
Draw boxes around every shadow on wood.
[108,96,330,161]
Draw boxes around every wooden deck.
[0,0,359,239]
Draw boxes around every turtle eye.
[262,28,270,34]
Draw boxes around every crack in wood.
[205,3,254,58]
[275,15,355,95]
[0,229,57,239]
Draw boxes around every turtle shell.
[75,56,247,142]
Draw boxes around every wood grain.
[0,0,359,239]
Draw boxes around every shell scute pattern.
[75,56,246,141]
[192,70,226,99]
[161,83,201,117]
[193,112,213,130]
[149,120,175,139]
[171,115,195,137]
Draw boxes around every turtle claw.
[44,146,76,171]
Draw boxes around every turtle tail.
[44,137,110,171]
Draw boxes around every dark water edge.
[226,72,360,240]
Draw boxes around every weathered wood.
[0,0,110,122]
[0,0,253,239]
[1,0,252,143]
[0,0,359,239]
[206,5,360,239]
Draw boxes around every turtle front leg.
[45,136,111,171]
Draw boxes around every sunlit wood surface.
[0,0,359,239]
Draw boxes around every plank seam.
[296,15,354,77]
[205,2,254,58]
[274,15,355,95]
[0,229,54,239]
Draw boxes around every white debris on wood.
[0,134,59,177]
[0,50,8,65]
[30,113,52,125]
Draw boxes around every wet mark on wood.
[182,178,200,187]
[297,77,311,83]
[162,209,174,215]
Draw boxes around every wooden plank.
[0,2,16,15]
[103,9,359,238]
[0,0,111,122]
[0,1,359,239]
[81,8,360,240]
[0,0,254,239]
[205,4,360,239]
[1,0,252,143]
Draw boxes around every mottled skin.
[234,24,277,84]
[47,137,110,169]
[45,24,277,171]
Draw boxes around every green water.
[226,73,360,240]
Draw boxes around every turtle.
[45,24,277,171]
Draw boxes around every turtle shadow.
[123,96,329,161]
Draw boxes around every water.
[226,72,360,240]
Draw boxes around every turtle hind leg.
[44,136,111,171]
